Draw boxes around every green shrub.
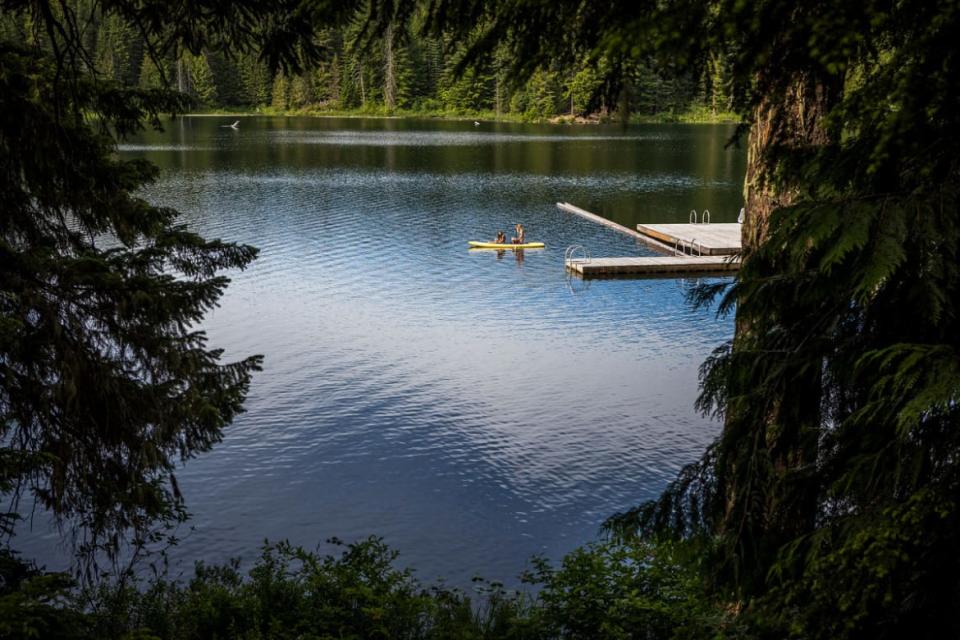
[1,538,728,639]
[526,540,727,640]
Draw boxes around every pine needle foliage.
[0,0,343,580]
[361,0,960,635]
[617,2,960,636]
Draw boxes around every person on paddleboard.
[493,230,506,244]
[511,223,526,244]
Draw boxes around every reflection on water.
[20,117,742,587]
[268,129,670,146]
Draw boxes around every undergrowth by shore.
[185,104,740,125]
[0,537,727,640]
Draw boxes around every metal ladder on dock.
[564,244,592,266]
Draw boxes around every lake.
[21,116,744,588]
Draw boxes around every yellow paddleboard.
[468,241,545,249]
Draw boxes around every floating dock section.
[557,202,742,278]
[566,255,739,277]
[634,222,741,256]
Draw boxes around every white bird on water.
[473,121,480,126]
[221,120,240,129]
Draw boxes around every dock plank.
[635,223,741,255]
[566,255,739,277]
[556,202,677,254]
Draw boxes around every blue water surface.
[20,117,743,588]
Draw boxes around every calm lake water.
[22,116,744,587]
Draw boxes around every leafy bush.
[524,540,727,640]
[87,538,537,640]
[0,550,89,640]
[1,537,728,640]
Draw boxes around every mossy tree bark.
[742,72,839,251]
[722,69,841,574]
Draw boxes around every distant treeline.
[0,6,734,120]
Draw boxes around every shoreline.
[180,106,741,126]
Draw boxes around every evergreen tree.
[364,0,960,636]
[93,14,142,86]
[311,55,341,106]
[312,28,343,106]
[0,0,333,578]
[392,38,416,109]
[527,69,562,118]
[383,22,397,110]
[566,59,602,116]
[189,51,218,106]
[207,50,245,107]
[492,45,510,116]
[138,51,168,90]
[271,69,290,110]
[238,51,272,106]
[438,44,495,113]
[289,72,314,108]
[350,56,368,107]
[706,51,731,114]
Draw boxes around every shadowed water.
[20,117,744,587]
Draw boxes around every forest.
[0,3,734,121]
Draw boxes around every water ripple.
[270,129,670,147]
[17,116,742,589]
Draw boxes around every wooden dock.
[566,255,739,277]
[557,202,743,278]
[635,222,741,255]
[556,202,676,253]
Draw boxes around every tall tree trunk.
[723,70,841,572]
[357,62,365,106]
[384,23,396,111]
[618,78,632,124]
[741,72,839,251]
[494,46,505,117]
[709,53,720,116]
[330,55,341,104]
